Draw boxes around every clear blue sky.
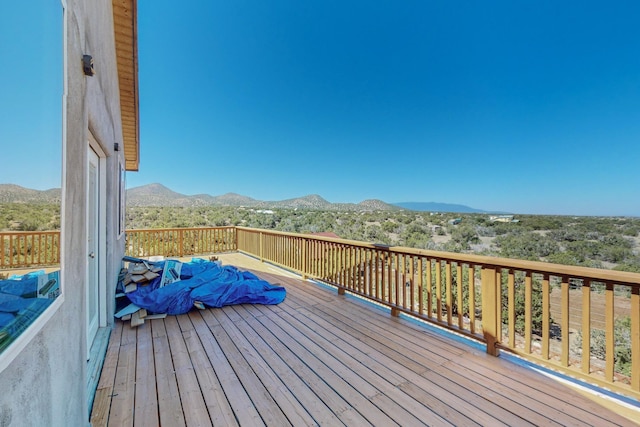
[1,2,639,216]
[0,1,61,191]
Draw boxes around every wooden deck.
[91,254,638,426]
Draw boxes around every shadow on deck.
[90,253,638,426]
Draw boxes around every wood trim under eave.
[113,0,140,172]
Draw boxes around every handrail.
[238,226,640,284]
[0,227,239,269]
[0,231,61,269]
[125,227,236,258]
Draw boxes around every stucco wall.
[0,0,127,425]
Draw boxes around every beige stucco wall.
[0,0,127,425]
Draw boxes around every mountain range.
[0,183,486,213]
[126,183,401,211]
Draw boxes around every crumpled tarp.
[125,258,286,315]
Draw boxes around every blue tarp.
[0,271,59,350]
[125,258,286,315]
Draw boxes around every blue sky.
[1,2,639,216]
[0,1,61,191]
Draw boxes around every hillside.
[125,184,401,211]
[0,184,61,204]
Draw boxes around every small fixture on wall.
[82,55,95,76]
[114,143,120,152]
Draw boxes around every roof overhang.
[112,0,140,171]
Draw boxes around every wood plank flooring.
[91,255,638,426]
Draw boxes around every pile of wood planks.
[118,307,166,327]
[115,261,167,327]
[122,261,161,293]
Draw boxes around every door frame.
[87,133,107,353]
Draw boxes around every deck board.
[164,315,212,426]
[107,320,137,427]
[91,254,639,426]
[245,301,408,426]
[285,291,529,425]
[268,304,469,426]
[134,321,158,427]
[288,292,523,425]
[251,301,436,426]
[151,318,186,427]
[202,309,292,426]
[188,310,262,426]
[90,321,123,426]
[211,307,313,426]
[232,305,372,426]
[176,313,239,427]
[229,305,345,426]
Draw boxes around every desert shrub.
[574,316,632,377]
[399,223,432,249]
[449,224,479,250]
[613,262,640,273]
[494,232,558,261]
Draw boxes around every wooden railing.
[125,227,236,258]
[0,227,237,269]
[0,231,61,269]
[236,227,640,400]
[0,227,236,270]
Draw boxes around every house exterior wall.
[0,1,127,425]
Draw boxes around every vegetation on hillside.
[0,203,61,231]
[2,203,639,271]
[123,206,639,270]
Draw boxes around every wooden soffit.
[112,0,139,171]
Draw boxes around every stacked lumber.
[115,261,166,328]
[119,307,166,327]
[122,261,161,293]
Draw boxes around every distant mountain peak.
[146,183,169,189]
[129,183,181,196]
[358,199,400,211]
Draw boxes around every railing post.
[259,231,264,262]
[233,227,238,251]
[482,265,500,356]
[632,284,640,392]
[178,229,184,257]
[301,238,308,280]
[0,234,5,269]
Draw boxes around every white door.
[87,149,99,355]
